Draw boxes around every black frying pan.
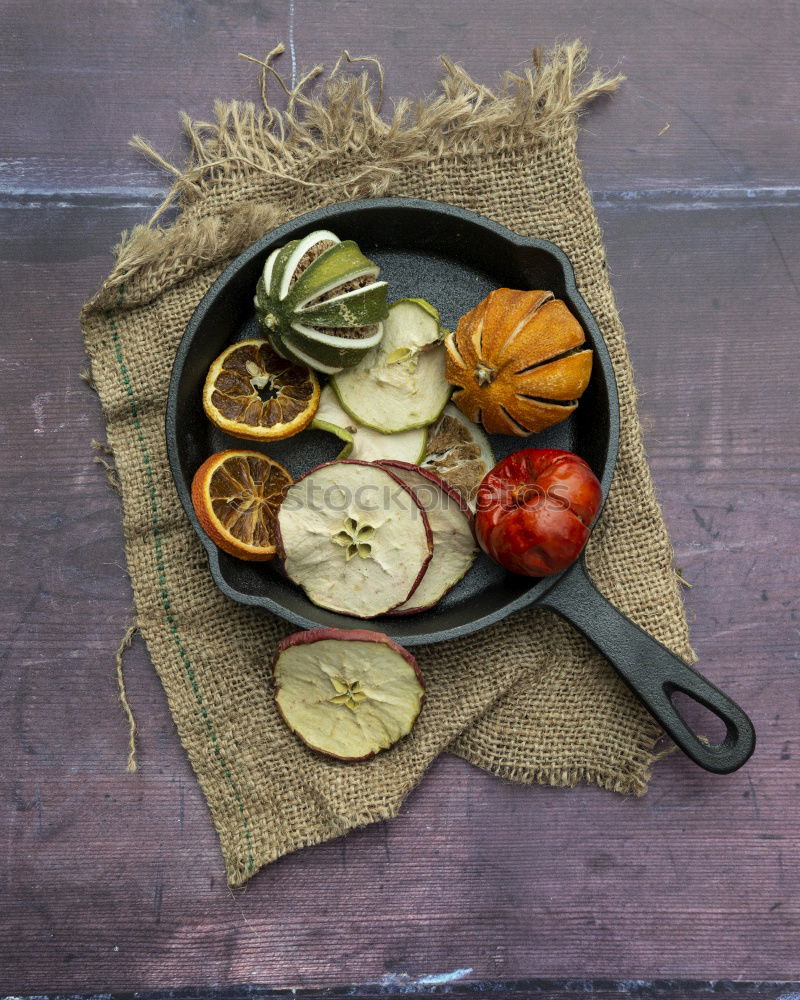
[166,198,755,774]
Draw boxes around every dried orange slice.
[202,339,320,441]
[191,449,292,561]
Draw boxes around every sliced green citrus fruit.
[254,230,388,374]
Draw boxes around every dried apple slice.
[331,298,451,433]
[312,385,427,463]
[273,628,426,760]
[276,460,433,618]
[378,461,478,614]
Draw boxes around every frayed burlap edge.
[82,41,623,315]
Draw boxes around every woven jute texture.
[80,42,693,886]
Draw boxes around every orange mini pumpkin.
[444,288,593,436]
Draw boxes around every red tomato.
[475,449,602,576]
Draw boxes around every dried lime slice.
[312,385,427,463]
[273,628,426,760]
[276,460,433,618]
[379,461,478,614]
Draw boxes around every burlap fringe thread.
[115,622,139,773]
[91,438,122,494]
[89,435,139,772]
[90,41,623,311]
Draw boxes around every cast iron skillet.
[166,197,755,775]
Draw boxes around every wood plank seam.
[5,185,800,212]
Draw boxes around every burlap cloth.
[80,42,694,886]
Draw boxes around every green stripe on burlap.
[106,287,255,876]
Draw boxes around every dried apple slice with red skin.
[276,460,433,618]
[378,461,478,615]
[273,628,426,760]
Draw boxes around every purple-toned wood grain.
[2,1,799,199]
[3,985,800,1000]
[1,0,799,993]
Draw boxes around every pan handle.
[538,559,756,774]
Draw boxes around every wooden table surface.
[2,1,799,995]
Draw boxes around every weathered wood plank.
[0,196,797,992]
[2,0,799,197]
[3,981,800,1000]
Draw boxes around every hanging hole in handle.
[668,689,730,746]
